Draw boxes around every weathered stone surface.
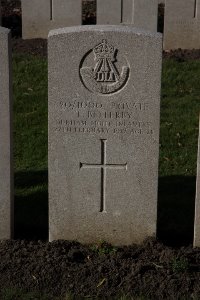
[194,115,200,247]
[53,0,82,25]
[0,27,13,239]
[164,0,200,49]
[22,0,82,39]
[96,0,121,25]
[22,0,50,39]
[122,0,134,24]
[123,0,158,32]
[48,25,162,245]
[97,0,158,32]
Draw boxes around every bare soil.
[0,238,200,299]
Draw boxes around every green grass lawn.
[160,59,200,176]
[12,53,200,244]
[13,54,48,239]
[5,50,200,300]
[158,59,200,245]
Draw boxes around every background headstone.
[48,25,162,245]
[194,115,200,247]
[123,0,158,32]
[22,0,82,39]
[97,0,158,32]
[0,27,13,239]
[164,0,200,49]
[122,0,134,23]
[96,0,122,25]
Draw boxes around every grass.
[160,59,200,177]
[90,241,118,255]
[12,52,200,243]
[13,54,48,239]
[158,59,200,245]
[10,53,200,299]
[13,54,48,171]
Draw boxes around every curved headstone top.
[48,24,162,38]
[48,25,162,245]
[0,26,10,35]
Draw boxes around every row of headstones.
[1,24,200,246]
[21,0,200,50]
[21,0,158,39]
[164,0,200,50]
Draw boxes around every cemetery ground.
[1,2,200,300]
[0,38,198,300]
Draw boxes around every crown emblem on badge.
[80,39,130,95]
[94,39,115,60]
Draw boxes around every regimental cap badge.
[80,39,130,95]
[93,39,119,84]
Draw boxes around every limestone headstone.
[22,0,82,39]
[194,115,200,247]
[48,25,162,245]
[97,0,158,32]
[164,0,200,49]
[123,0,158,32]
[0,27,13,239]
[96,0,122,25]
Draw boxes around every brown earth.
[1,2,200,299]
[0,238,200,299]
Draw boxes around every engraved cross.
[80,139,127,213]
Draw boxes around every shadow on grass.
[14,170,48,240]
[157,175,196,247]
[14,171,196,246]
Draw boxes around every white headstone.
[22,0,82,39]
[164,0,200,49]
[0,27,13,239]
[123,0,158,32]
[97,0,158,32]
[194,115,200,247]
[96,0,122,25]
[48,25,162,245]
